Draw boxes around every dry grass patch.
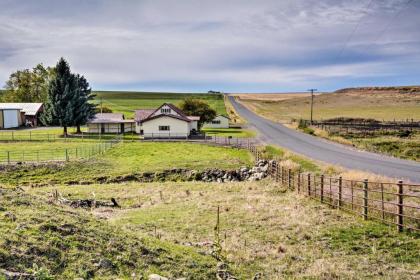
[29,181,420,279]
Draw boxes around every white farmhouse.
[135,103,200,138]
[203,115,230,129]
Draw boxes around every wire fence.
[0,135,122,164]
[0,131,138,142]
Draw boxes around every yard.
[201,127,256,138]
[0,142,253,185]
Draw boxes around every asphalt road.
[229,96,420,183]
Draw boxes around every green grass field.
[0,142,253,186]
[94,91,227,118]
[26,181,420,279]
[201,128,256,138]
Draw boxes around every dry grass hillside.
[238,86,420,122]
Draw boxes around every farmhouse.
[0,103,43,127]
[203,115,230,128]
[135,103,200,138]
[87,113,135,133]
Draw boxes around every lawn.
[94,91,227,118]
[0,141,107,163]
[28,181,420,279]
[201,128,256,138]
[0,142,253,185]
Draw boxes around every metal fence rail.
[0,135,122,164]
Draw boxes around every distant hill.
[335,86,420,94]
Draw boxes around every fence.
[0,135,122,165]
[0,131,138,142]
[206,137,419,233]
[305,119,420,135]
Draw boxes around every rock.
[97,258,115,270]
[148,274,168,280]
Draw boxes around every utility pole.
[308,89,317,124]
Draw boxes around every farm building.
[87,113,135,133]
[0,107,24,129]
[135,103,200,138]
[0,103,43,127]
[203,115,230,128]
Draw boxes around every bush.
[302,127,315,135]
[298,119,308,129]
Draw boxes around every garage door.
[3,110,19,128]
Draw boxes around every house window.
[159,125,170,131]
[211,120,221,124]
[161,108,171,114]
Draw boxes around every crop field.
[238,89,420,122]
[23,181,420,279]
[94,91,227,118]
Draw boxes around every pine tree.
[73,74,96,133]
[42,58,75,136]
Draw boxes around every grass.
[27,181,420,279]
[94,91,227,118]
[201,128,256,138]
[0,187,217,279]
[261,145,321,172]
[238,90,420,122]
[0,142,253,186]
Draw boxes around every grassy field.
[26,181,420,279]
[238,88,420,122]
[0,187,217,279]
[94,91,227,118]
[0,142,253,186]
[201,128,256,138]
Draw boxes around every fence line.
[0,135,122,165]
[205,136,419,233]
[0,131,138,142]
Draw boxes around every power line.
[336,0,375,61]
[373,0,415,43]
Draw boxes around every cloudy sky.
[1,0,419,92]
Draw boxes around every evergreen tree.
[73,74,96,133]
[41,58,76,135]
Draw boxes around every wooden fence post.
[65,149,69,161]
[363,179,368,220]
[338,177,342,208]
[288,169,291,189]
[320,174,324,202]
[397,181,404,232]
[307,173,311,196]
[7,151,10,165]
[297,171,301,193]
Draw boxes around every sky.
[1,0,419,93]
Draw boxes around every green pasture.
[94,91,227,118]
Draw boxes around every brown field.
[232,92,321,102]
[236,87,420,122]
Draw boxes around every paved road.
[229,96,420,183]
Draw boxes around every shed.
[0,107,23,129]
[203,115,230,128]
[0,103,43,127]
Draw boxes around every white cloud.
[0,0,419,92]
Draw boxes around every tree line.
[2,58,96,135]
